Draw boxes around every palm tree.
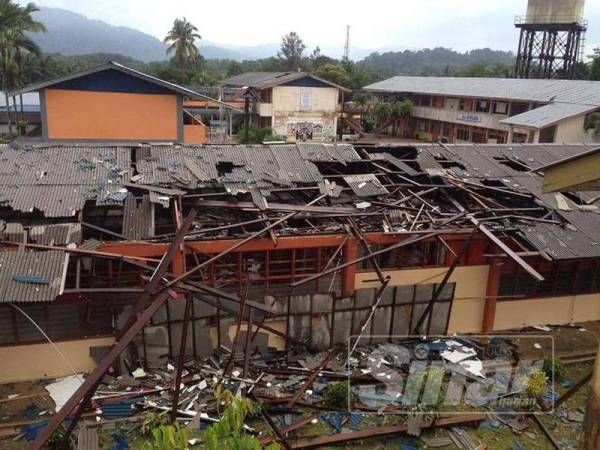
[0,0,44,138]
[164,18,201,67]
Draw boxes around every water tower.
[514,0,587,79]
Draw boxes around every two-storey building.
[364,76,600,144]
[220,71,349,142]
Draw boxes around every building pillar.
[508,125,515,143]
[342,238,359,296]
[482,259,502,333]
[581,346,600,449]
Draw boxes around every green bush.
[324,381,351,408]
[204,389,280,450]
[542,358,566,382]
[236,125,279,144]
[141,424,190,450]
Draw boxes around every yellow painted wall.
[0,336,115,383]
[542,151,600,192]
[355,265,490,334]
[44,89,179,140]
[272,86,339,113]
[494,293,600,330]
[554,114,586,143]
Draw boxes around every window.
[497,259,600,301]
[0,301,114,345]
[358,240,446,271]
[509,102,529,117]
[493,102,508,114]
[300,90,311,111]
[456,128,470,141]
[459,99,473,112]
[418,95,432,107]
[475,100,490,113]
[418,120,428,132]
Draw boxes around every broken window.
[475,100,490,113]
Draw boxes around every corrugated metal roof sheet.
[0,222,25,242]
[134,143,360,196]
[0,143,131,217]
[221,72,301,89]
[0,249,69,303]
[343,174,389,197]
[364,76,600,106]
[122,194,153,240]
[407,143,600,260]
[219,71,350,91]
[500,103,597,129]
[29,223,81,245]
[369,153,420,175]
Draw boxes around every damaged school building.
[2,138,600,386]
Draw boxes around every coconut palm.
[0,0,45,138]
[164,18,201,67]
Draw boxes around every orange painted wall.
[184,124,207,144]
[44,89,179,140]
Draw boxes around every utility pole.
[243,88,251,143]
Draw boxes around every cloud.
[20,0,600,54]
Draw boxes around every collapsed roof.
[1,141,600,303]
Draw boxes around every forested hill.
[29,7,168,62]
[359,47,515,77]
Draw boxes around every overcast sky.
[21,0,600,55]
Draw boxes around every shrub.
[324,381,350,408]
[542,358,565,382]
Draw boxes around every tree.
[278,31,305,70]
[314,63,350,87]
[0,0,45,138]
[590,48,600,81]
[310,46,321,60]
[164,17,201,67]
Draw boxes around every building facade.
[1,141,600,383]
[220,72,348,142]
[12,62,240,144]
[364,76,600,144]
